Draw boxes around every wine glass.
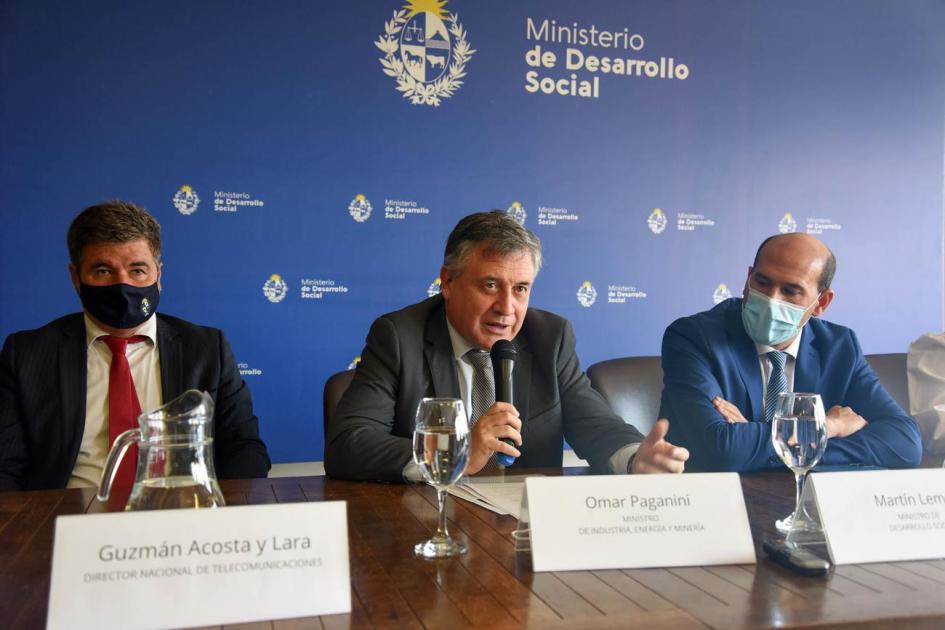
[771,392,828,534]
[412,397,470,558]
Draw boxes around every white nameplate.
[47,502,350,630]
[810,469,945,564]
[525,474,755,572]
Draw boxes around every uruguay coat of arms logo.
[173,185,200,216]
[375,0,475,106]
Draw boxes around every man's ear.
[439,266,452,299]
[741,266,753,299]
[69,263,81,292]
[812,289,834,317]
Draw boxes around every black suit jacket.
[324,295,644,481]
[0,313,270,490]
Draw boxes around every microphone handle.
[494,359,516,466]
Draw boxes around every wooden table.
[2,470,944,629]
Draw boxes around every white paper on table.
[448,474,542,518]
[453,482,525,518]
[449,484,511,515]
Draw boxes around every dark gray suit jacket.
[0,313,271,490]
[325,295,643,481]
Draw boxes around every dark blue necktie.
[764,351,787,423]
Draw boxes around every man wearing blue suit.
[660,232,922,472]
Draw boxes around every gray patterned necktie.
[465,350,495,425]
[764,351,788,423]
[465,349,501,471]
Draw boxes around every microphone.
[490,339,518,467]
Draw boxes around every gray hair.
[443,211,542,277]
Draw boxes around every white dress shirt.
[907,332,945,454]
[68,314,163,488]
[447,321,477,415]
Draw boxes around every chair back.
[864,353,909,411]
[323,369,355,437]
[587,356,663,435]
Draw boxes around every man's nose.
[113,270,133,284]
[753,285,777,300]
[493,289,514,314]
[769,288,791,302]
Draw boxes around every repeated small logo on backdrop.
[301,278,349,300]
[576,281,597,308]
[676,212,716,232]
[647,208,667,234]
[805,217,843,235]
[238,362,263,377]
[778,212,797,234]
[712,283,733,304]
[375,0,475,107]
[349,194,373,222]
[384,198,430,220]
[212,191,265,213]
[536,206,579,226]
[427,277,441,297]
[507,201,527,225]
[263,274,288,303]
[607,285,647,304]
[173,185,200,216]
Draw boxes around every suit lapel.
[157,317,184,403]
[420,299,532,415]
[726,303,764,422]
[511,333,531,421]
[423,306,460,398]
[793,325,820,394]
[59,317,87,471]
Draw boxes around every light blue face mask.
[741,288,818,347]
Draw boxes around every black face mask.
[79,282,160,329]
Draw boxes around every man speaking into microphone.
[326,211,688,481]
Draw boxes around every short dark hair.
[752,234,837,293]
[443,211,542,276]
[67,200,162,267]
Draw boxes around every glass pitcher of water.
[97,389,226,510]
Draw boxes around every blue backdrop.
[2,0,943,463]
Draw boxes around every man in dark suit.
[0,200,270,490]
[326,211,689,482]
[660,232,922,472]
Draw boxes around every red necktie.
[102,335,148,488]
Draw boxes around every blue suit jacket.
[660,299,922,472]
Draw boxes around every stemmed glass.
[771,392,828,534]
[412,397,470,558]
